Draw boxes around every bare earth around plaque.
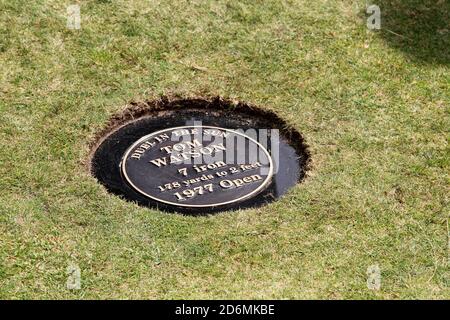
[90,99,309,215]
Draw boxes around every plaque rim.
[121,125,274,208]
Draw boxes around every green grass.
[0,0,449,299]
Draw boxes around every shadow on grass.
[373,0,449,65]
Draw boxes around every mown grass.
[0,0,448,299]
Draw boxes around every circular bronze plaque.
[121,126,273,208]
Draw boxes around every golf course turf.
[0,0,448,299]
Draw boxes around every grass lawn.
[0,0,448,299]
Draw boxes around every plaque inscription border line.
[121,125,274,208]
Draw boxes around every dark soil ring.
[88,96,310,215]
